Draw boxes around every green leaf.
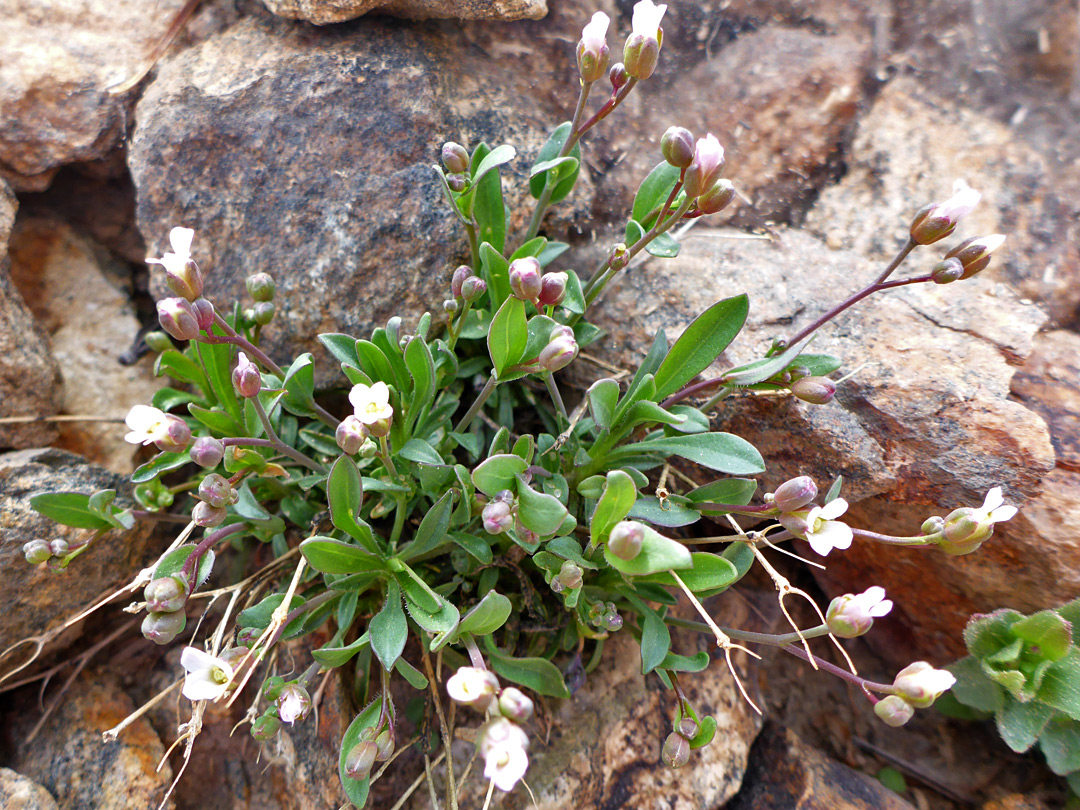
[403,590,459,650]
[451,531,493,564]
[313,632,369,668]
[478,241,511,308]
[398,437,444,466]
[1038,648,1080,720]
[153,544,215,588]
[645,231,680,258]
[996,697,1054,753]
[634,552,739,595]
[965,609,1024,658]
[632,162,682,225]
[195,329,243,423]
[132,451,190,484]
[587,378,620,430]
[301,536,387,575]
[472,143,516,186]
[188,403,242,436]
[1040,717,1080,775]
[590,469,637,547]
[237,593,307,639]
[299,426,341,457]
[625,218,646,248]
[824,475,844,504]
[488,297,528,378]
[458,590,512,636]
[152,386,201,412]
[516,476,569,537]
[318,333,360,367]
[686,477,758,508]
[400,491,453,562]
[155,349,209,388]
[627,496,700,528]
[471,144,511,253]
[639,609,671,675]
[621,400,687,430]
[947,656,1005,713]
[404,338,435,437]
[1056,597,1080,644]
[614,432,765,475]
[31,492,112,530]
[561,269,586,315]
[1014,610,1073,662]
[327,455,380,555]
[395,657,429,690]
[614,330,668,425]
[472,454,528,496]
[486,641,570,698]
[528,122,581,204]
[688,716,717,749]
[659,650,710,673]
[721,338,812,388]
[652,295,749,401]
[370,580,407,670]
[604,524,692,575]
[280,354,316,417]
[355,339,397,388]
[338,699,382,806]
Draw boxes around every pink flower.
[826,586,893,638]
[479,717,529,792]
[682,134,725,198]
[892,662,956,708]
[446,666,500,708]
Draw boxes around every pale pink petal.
[820,497,849,520]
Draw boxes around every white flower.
[936,179,981,222]
[124,404,169,446]
[446,666,499,707]
[146,226,195,278]
[892,661,956,708]
[803,498,854,556]
[479,717,529,792]
[180,646,235,702]
[581,11,609,51]
[631,0,667,39]
[349,381,394,426]
[277,683,312,724]
[826,586,893,638]
[973,486,1018,525]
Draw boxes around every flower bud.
[232,352,262,398]
[608,62,629,89]
[49,539,70,557]
[23,539,52,565]
[336,415,367,455]
[156,415,192,452]
[188,299,213,334]
[144,575,190,613]
[609,242,629,270]
[539,328,578,372]
[199,473,235,508]
[909,180,980,245]
[556,560,583,590]
[624,33,661,81]
[874,695,915,727]
[192,501,227,528]
[218,646,250,684]
[660,126,695,169]
[944,234,1006,280]
[157,297,200,341]
[676,716,699,739]
[509,257,543,301]
[483,500,514,535]
[360,438,378,459]
[577,11,611,83]
[190,436,225,468]
[661,732,690,768]
[236,626,259,648]
[921,515,945,535]
[682,134,725,199]
[143,330,174,353]
[164,257,203,301]
[443,298,459,314]
[375,728,395,762]
[791,376,836,405]
[441,142,470,175]
[252,301,275,326]
[142,610,186,645]
[251,713,281,740]
[262,675,286,701]
[498,687,534,722]
[447,173,468,193]
[537,271,568,307]
[771,476,818,512]
[891,662,956,708]
[604,609,623,632]
[451,265,473,298]
[930,257,964,285]
[460,276,487,303]
[696,179,736,214]
[365,415,392,439]
[607,520,644,560]
[826,586,893,638]
[246,272,276,302]
[344,740,378,781]
[277,683,312,724]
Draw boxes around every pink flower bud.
[909,180,981,245]
[557,560,583,590]
[607,520,644,560]
[539,327,578,372]
[498,687,534,722]
[144,575,190,613]
[943,234,1006,279]
[246,272,276,302]
[682,134,725,198]
[460,276,487,303]
[537,271,568,306]
[696,179,736,214]
[336,415,367,455]
[791,376,836,405]
[251,713,281,740]
[190,436,225,468]
[441,142,470,175]
[23,539,52,565]
[623,1,667,80]
[252,301,274,326]
[192,501,227,527]
[232,352,262,398]
[483,500,514,535]
[509,257,543,301]
[771,476,818,512]
[155,414,192,452]
[157,297,201,341]
[931,257,965,284]
[577,11,611,83]
[199,473,234,508]
[660,126,695,169]
[826,586,893,638]
[608,62,629,89]
[451,264,473,298]
[142,610,186,645]
[891,662,956,708]
[874,695,915,727]
[661,732,690,768]
[344,740,378,780]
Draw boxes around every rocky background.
[0,0,1078,808]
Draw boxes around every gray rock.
[0,768,58,810]
[262,0,547,24]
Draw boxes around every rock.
[7,671,173,810]
[725,723,916,810]
[444,629,762,810]
[0,448,159,661]
[261,0,546,24]
[0,0,235,191]
[0,181,62,449]
[129,11,564,387]
[586,226,1054,662]
[805,76,1080,326]
[7,215,161,472]
[0,768,58,810]
[1012,329,1080,468]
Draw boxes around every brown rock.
[725,723,916,810]
[8,671,173,810]
[0,0,235,191]
[0,768,58,810]
[261,0,547,24]
[0,181,62,449]
[805,76,1080,326]
[1012,329,1080,469]
[0,448,160,661]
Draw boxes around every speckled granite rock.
[0,768,58,810]
[261,0,546,24]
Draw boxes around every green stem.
[208,312,285,377]
[852,527,935,547]
[454,373,498,433]
[544,372,568,423]
[389,494,408,547]
[251,397,326,474]
[446,298,472,351]
[779,643,895,694]
[379,434,399,481]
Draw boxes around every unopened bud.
[441,142,470,175]
[144,331,174,353]
[336,415,367,455]
[909,181,980,245]
[451,265,473,298]
[483,500,514,535]
[772,476,818,512]
[164,258,203,301]
[447,173,468,193]
[460,276,487,303]
[359,438,378,458]
[142,610,186,645]
[246,272,276,302]
[157,297,200,341]
[607,520,644,560]
[696,179,736,214]
[660,126,695,169]
[537,271,568,307]
[557,560,583,590]
[443,298,459,314]
[144,575,189,613]
[199,473,234,508]
[604,609,623,632]
[277,683,312,724]
[539,327,578,372]
[931,257,964,285]
[49,539,70,557]
[609,62,629,89]
[609,242,629,270]
[192,501,227,527]
[365,415,392,439]
[676,717,699,739]
[157,414,192,452]
[252,301,275,326]
[375,728,395,762]
[261,675,286,702]
[874,695,915,727]
[190,436,225,468]
[682,134,725,199]
[498,687,534,722]
[251,713,281,740]
[891,662,956,708]
[661,732,690,768]
[921,515,945,535]
[944,234,1006,279]
[791,376,836,405]
[232,352,262,398]
[509,257,543,301]
[344,740,378,780]
[23,539,52,565]
[624,34,661,80]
